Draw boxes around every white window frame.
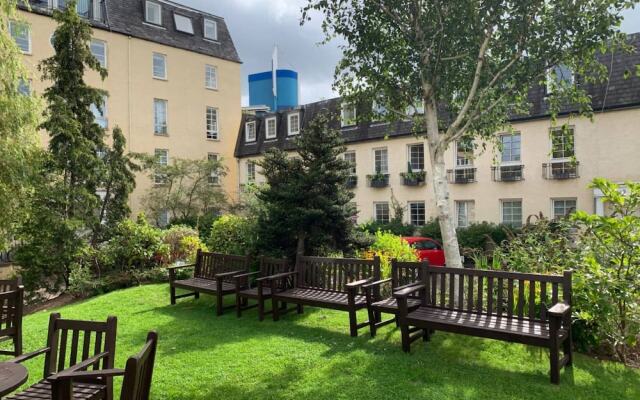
[90,39,107,68]
[550,127,575,161]
[374,202,390,224]
[546,64,574,95]
[501,199,523,228]
[206,106,219,140]
[203,19,218,41]
[9,20,31,54]
[245,121,257,142]
[373,147,388,174]
[91,95,108,129]
[145,1,162,25]
[408,201,426,226]
[173,13,194,34]
[552,198,577,220]
[407,143,424,172]
[154,149,169,185]
[455,200,474,228]
[154,98,168,135]
[247,161,256,183]
[208,153,220,185]
[287,112,300,136]
[205,64,217,90]
[455,139,474,168]
[158,209,170,228]
[152,52,167,80]
[344,151,356,175]
[341,103,357,127]
[500,132,522,165]
[92,0,102,21]
[265,117,277,140]
[18,79,31,96]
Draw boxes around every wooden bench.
[395,267,573,384]
[268,256,381,337]
[0,280,23,357]
[168,250,251,316]
[7,313,118,400]
[234,256,291,321]
[363,260,429,337]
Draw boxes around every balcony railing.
[447,168,476,184]
[367,174,389,188]
[492,165,524,182]
[543,161,579,180]
[44,0,105,22]
[346,175,358,189]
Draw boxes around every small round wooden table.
[0,362,28,397]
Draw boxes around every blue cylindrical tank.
[248,69,298,111]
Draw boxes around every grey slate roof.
[236,33,640,158]
[24,0,241,63]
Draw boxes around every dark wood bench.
[395,267,573,384]
[168,250,251,315]
[234,256,291,321]
[7,313,118,400]
[50,331,158,400]
[268,256,381,337]
[363,260,429,337]
[0,279,23,357]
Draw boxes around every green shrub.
[359,220,416,237]
[207,215,256,256]
[457,221,512,250]
[103,214,169,272]
[419,218,442,241]
[68,263,99,298]
[162,225,207,264]
[357,231,418,278]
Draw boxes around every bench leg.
[170,286,176,305]
[272,298,280,321]
[297,304,304,314]
[349,308,358,337]
[400,323,411,352]
[236,294,242,318]
[14,334,22,356]
[258,298,265,322]
[423,329,431,342]
[216,292,224,316]
[367,307,377,338]
[550,344,560,384]
[195,292,200,300]
[563,332,573,367]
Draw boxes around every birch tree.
[303,0,634,267]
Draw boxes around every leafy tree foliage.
[257,111,354,258]
[0,0,41,249]
[140,156,227,225]
[303,0,634,267]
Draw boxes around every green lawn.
[4,284,639,399]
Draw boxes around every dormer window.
[288,112,300,136]
[204,19,218,41]
[245,121,257,142]
[546,64,574,94]
[145,1,162,25]
[174,14,194,34]
[341,103,356,127]
[265,117,277,139]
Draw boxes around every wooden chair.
[234,256,291,321]
[0,277,21,293]
[0,284,23,357]
[363,259,429,337]
[168,250,251,315]
[7,313,117,400]
[395,267,573,384]
[49,332,158,400]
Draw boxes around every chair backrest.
[194,251,250,281]
[391,260,429,295]
[295,256,381,294]
[420,267,572,322]
[0,287,23,338]
[258,256,290,288]
[43,313,118,380]
[0,277,21,293]
[120,331,158,400]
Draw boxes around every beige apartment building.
[235,33,640,229]
[12,0,242,224]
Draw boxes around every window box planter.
[400,171,426,186]
[367,173,389,188]
[346,175,358,188]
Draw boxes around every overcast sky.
[179,0,640,106]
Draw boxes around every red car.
[402,236,446,266]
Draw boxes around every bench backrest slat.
[194,251,250,281]
[421,267,571,321]
[296,256,380,293]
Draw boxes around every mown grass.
[3,284,639,399]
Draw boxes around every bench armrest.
[167,263,195,271]
[9,347,50,364]
[257,271,297,282]
[47,352,110,381]
[215,270,247,279]
[548,302,571,317]
[395,281,423,292]
[233,271,261,280]
[346,278,373,288]
[393,283,426,298]
[52,368,125,381]
[362,278,392,289]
